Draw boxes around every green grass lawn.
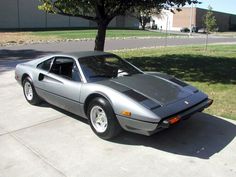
[114,45,236,120]
[31,29,177,39]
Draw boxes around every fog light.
[163,120,169,124]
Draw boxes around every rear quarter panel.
[15,56,52,85]
[15,64,35,85]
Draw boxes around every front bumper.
[116,98,213,136]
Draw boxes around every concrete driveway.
[0,61,236,177]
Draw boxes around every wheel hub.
[90,106,108,133]
[24,81,33,101]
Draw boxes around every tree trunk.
[205,32,209,51]
[141,23,146,30]
[94,22,107,51]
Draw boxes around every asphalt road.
[1,37,236,60]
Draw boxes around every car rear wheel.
[23,77,42,105]
[87,97,122,140]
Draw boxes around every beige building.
[0,0,139,30]
[151,7,236,32]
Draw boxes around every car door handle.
[38,73,45,81]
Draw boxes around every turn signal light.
[168,116,181,124]
[122,111,131,117]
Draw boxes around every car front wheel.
[87,97,122,140]
[23,77,42,105]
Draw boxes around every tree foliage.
[39,0,195,51]
[135,7,161,30]
[203,6,217,51]
[203,6,217,33]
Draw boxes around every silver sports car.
[15,51,213,139]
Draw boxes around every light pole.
[189,2,194,36]
[165,15,169,47]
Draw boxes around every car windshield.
[79,55,142,82]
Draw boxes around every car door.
[35,56,84,116]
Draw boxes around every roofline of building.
[180,7,236,16]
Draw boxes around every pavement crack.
[9,132,68,177]
[0,115,65,137]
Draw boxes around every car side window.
[37,58,53,71]
[50,57,81,82]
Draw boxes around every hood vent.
[170,78,188,87]
[123,89,161,110]
[123,90,147,102]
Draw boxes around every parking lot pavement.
[0,126,7,136]
[0,134,65,177]
[0,69,236,177]
[0,70,65,133]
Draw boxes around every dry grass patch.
[0,32,58,46]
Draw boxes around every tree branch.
[56,11,97,21]
[52,1,97,21]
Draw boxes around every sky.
[187,0,236,15]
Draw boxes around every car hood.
[99,74,192,105]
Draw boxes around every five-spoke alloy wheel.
[88,97,122,140]
[90,105,108,133]
[23,77,42,105]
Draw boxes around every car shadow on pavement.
[0,49,56,73]
[42,101,236,159]
[112,112,236,159]
[40,102,89,125]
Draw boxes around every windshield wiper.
[117,70,133,77]
[122,73,133,76]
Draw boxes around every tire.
[23,77,42,105]
[87,97,122,140]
